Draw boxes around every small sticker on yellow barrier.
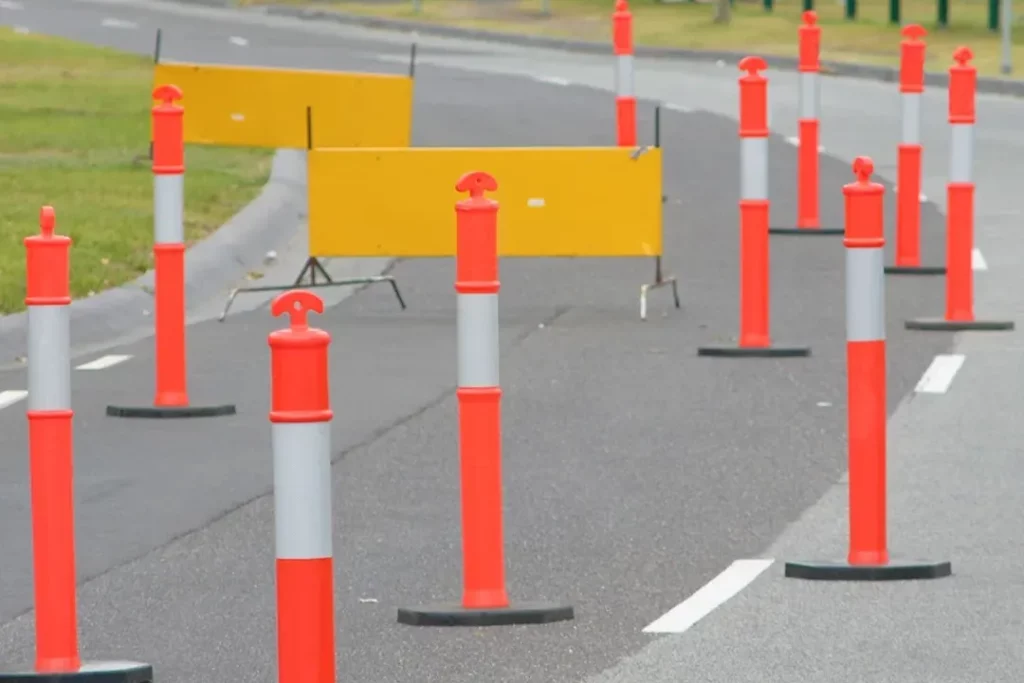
[527,198,545,208]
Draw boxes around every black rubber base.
[905,317,1015,332]
[0,661,153,682]
[784,559,952,582]
[884,264,947,276]
[397,601,574,627]
[106,403,236,419]
[698,344,811,358]
[768,226,844,236]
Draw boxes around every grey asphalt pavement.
[0,1,998,682]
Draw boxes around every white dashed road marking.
[915,354,966,394]
[0,390,28,411]
[76,354,132,371]
[101,18,138,29]
[229,35,248,46]
[972,248,988,271]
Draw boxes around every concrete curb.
[0,148,307,365]
[256,3,1024,98]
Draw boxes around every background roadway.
[0,1,966,681]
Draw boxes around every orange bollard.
[770,12,843,236]
[886,25,945,275]
[698,57,810,359]
[397,173,573,627]
[785,157,952,582]
[905,48,1014,331]
[106,85,238,419]
[612,0,636,147]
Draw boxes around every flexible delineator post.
[268,290,336,683]
[25,206,78,675]
[905,47,1014,332]
[106,84,236,419]
[784,158,952,582]
[698,57,809,359]
[395,174,573,627]
[769,12,842,236]
[613,0,636,147]
[887,25,944,275]
[8,209,155,682]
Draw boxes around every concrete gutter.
[252,2,1024,98]
[0,148,307,366]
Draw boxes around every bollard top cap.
[39,206,55,237]
[271,289,324,332]
[614,0,630,13]
[853,156,873,183]
[801,10,817,25]
[456,171,498,199]
[738,56,767,76]
[953,45,973,66]
[153,84,183,106]
[902,23,926,40]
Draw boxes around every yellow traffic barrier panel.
[307,147,664,257]
[152,61,414,149]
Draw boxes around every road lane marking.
[101,17,138,29]
[915,354,965,394]
[972,248,988,271]
[536,75,570,86]
[664,103,693,113]
[229,35,248,46]
[76,354,132,371]
[0,390,28,411]
[642,558,774,634]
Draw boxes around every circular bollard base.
[768,226,844,236]
[397,601,575,627]
[884,264,947,276]
[106,403,237,419]
[905,317,1015,332]
[784,559,952,582]
[0,661,153,683]
[698,344,811,358]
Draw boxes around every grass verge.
[0,26,273,315]
[244,0,1024,77]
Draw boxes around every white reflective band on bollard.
[273,421,333,559]
[901,93,922,145]
[27,306,71,411]
[457,293,500,388]
[846,248,886,342]
[798,72,818,120]
[616,55,634,98]
[153,174,184,245]
[740,137,769,201]
[949,124,974,183]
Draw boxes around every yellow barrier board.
[307,147,663,257]
[153,62,413,149]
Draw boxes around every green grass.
[246,0,1024,77]
[0,27,273,315]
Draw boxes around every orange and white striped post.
[613,0,636,147]
[1,207,154,682]
[886,25,944,275]
[397,172,573,627]
[107,84,237,419]
[268,290,336,683]
[785,157,951,582]
[698,57,809,359]
[770,11,842,236]
[905,47,1014,332]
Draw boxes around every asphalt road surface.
[6,0,1023,681]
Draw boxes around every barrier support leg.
[218,256,407,322]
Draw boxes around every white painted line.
[101,17,138,29]
[76,354,132,371]
[642,559,774,634]
[664,103,693,113]
[972,247,988,271]
[0,390,28,411]
[229,35,248,46]
[0,1,24,10]
[915,354,965,394]
[536,75,570,86]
